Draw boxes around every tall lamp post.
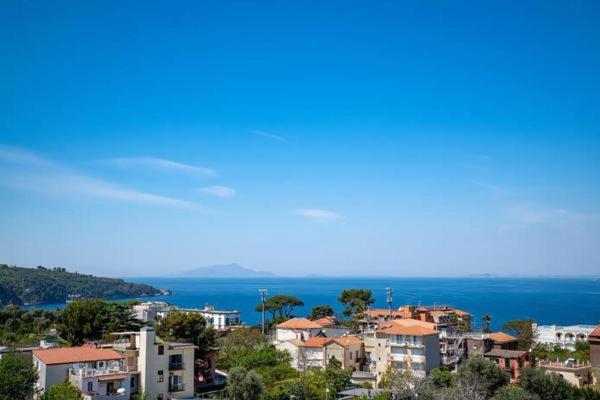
[385,287,393,318]
[259,288,268,335]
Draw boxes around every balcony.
[169,383,185,392]
[387,340,424,349]
[169,362,184,371]
[70,364,129,379]
[82,394,128,400]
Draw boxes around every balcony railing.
[70,365,129,378]
[169,362,184,371]
[169,383,185,392]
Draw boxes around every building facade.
[181,306,241,330]
[133,302,173,323]
[534,324,597,350]
[363,321,441,382]
[589,325,600,371]
[32,346,131,400]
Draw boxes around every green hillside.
[0,264,162,305]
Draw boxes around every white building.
[32,346,131,400]
[180,306,241,330]
[534,324,597,350]
[274,318,324,342]
[133,302,173,323]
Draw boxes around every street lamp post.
[386,287,393,318]
[259,288,268,335]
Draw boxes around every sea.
[30,277,600,330]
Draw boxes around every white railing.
[70,365,129,378]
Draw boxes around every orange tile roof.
[451,309,471,317]
[392,318,437,330]
[590,325,600,337]
[301,336,363,348]
[98,373,128,381]
[488,332,518,344]
[334,336,363,346]
[485,348,527,358]
[381,324,439,336]
[313,316,337,327]
[277,318,323,330]
[301,337,334,347]
[33,347,124,365]
[286,339,303,346]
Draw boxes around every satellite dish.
[117,388,126,394]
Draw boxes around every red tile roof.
[392,318,437,330]
[381,324,439,336]
[301,337,333,347]
[488,332,518,344]
[313,316,337,327]
[589,325,600,338]
[485,348,527,358]
[300,336,363,348]
[277,318,323,330]
[33,347,124,365]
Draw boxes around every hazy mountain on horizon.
[178,263,276,278]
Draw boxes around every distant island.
[179,263,276,278]
[0,264,164,305]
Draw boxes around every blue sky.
[1,1,600,276]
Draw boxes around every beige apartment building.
[364,320,441,382]
[102,326,197,400]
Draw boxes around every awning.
[98,374,128,381]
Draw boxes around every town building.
[180,305,241,330]
[360,305,470,367]
[363,319,441,381]
[296,336,364,370]
[274,317,324,342]
[538,359,594,387]
[589,325,600,371]
[32,346,131,399]
[274,317,364,371]
[534,323,597,350]
[484,348,529,381]
[104,327,199,399]
[133,302,173,323]
[464,331,530,381]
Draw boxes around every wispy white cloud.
[293,208,343,221]
[198,185,236,198]
[252,130,287,143]
[0,145,196,209]
[499,204,598,231]
[105,157,216,177]
[473,181,511,198]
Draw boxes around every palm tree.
[482,314,491,333]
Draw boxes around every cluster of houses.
[273,305,600,389]
[3,300,600,399]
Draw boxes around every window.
[349,352,353,360]
[504,358,511,369]
[87,382,93,392]
[158,345,164,355]
[158,370,164,382]
[131,376,135,388]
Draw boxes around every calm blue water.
[32,277,600,330]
